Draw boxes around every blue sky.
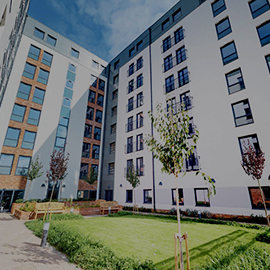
[28,0,179,62]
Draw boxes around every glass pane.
[55,137,66,147]
[42,52,53,66]
[28,45,40,60]
[67,71,76,82]
[69,64,76,73]
[47,35,56,46]
[57,125,67,138]
[34,28,44,39]
[37,69,49,84]
[64,88,73,99]
[33,88,45,104]
[60,106,70,118]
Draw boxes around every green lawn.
[64,216,270,269]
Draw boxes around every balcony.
[125,118,144,132]
[124,165,145,176]
[162,51,187,73]
[127,59,144,77]
[126,96,144,112]
[163,75,190,94]
[161,28,185,53]
[126,77,144,94]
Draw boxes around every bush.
[256,229,270,243]
[108,211,133,217]
[15,199,24,203]
[38,213,84,221]
[20,202,35,212]
[25,219,156,270]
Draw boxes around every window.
[266,54,270,72]
[92,164,98,174]
[128,63,134,76]
[64,88,73,100]
[27,108,41,126]
[56,125,67,140]
[71,48,79,58]
[97,94,104,107]
[0,154,14,175]
[137,40,143,51]
[92,60,99,69]
[21,130,36,149]
[144,190,152,204]
[112,89,118,100]
[178,67,189,87]
[173,8,182,21]
[216,17,232,39]
[23,63,36,80]
[28,45,40,61]
[126,159,133,173]
[232,99,253,127]
[34,28,45,39]
[88,90,96,103]
[82,142,90,158]
[94,127,101,140]
[167,97,176,115]
[86,107,94,120]
[129,47,135,57]
[188,118,195,137]
[127,137,133,153]
[92,145,100,159]
[180,92,192,111]
[84,124,92,138]
[11,104,26,122]
[174,28,184,44]
[32,87,45,104]
[47,35,57,46]
[96,110,102,123]
[257,21,270,46]
[63,99,70,108]
[137,57,143,70]
[66,80,73,89]
[226,68,245,94]
[4,127,20,147]
[186,148,199,171]
[249,0,270,19]
[128,80,134,93]
[60,106,70,119]
[17,82,31,100]
[136,157,144,176]
[15,156,31,176]
[162,18,170,30]
[113,74,119,84]
[127,116,133,132]
[220,41,238,65]
[91,75,97,87]
[137,74,143,88]
[126,190,133,203]
[164,55,173,72]
[136,134,143,151]
[114,60,119,70]
[108,163,114,175]
[127,97,134,112]
[42,51,53,66]
[163,36,171,53]
[176,46,186,64]
[9,0,12,13]
[239,134,260,154]
[195,188,210,206]
[111,106,117,117]
[212,0,226,17]
[69,63,76,73]
[136,112,143,129]
[172,188,184,205]
[110,123,116,134]
[109,142,115,154]
[59,117,69,127]
[137,92,143,107]
[165,75,175,93]
[99,79,105,91]
[80,163,88,179]
[248,186,270,209]
[37,68,49,84]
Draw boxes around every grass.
[60,215,270,269]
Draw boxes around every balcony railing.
[125,118,144,132]
[162,51,187,73]
[127,59,144,76]
[163,75,190,94]
[184,155,200,171]
[126,96,144,112]
[166,98,193,115]
[161,28,185,53]
[124,165,145,177]
[188,123,196,137]
[127,77,144,94]
[125,143,133,154]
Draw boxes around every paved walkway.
[0,213,79,270]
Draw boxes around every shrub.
[202,210,212,219]
[15,199,24,203]
[256,229,270,243]
[25,219,156,270]
[168,208,177,215]
[20,202,35,212]
[37,213,84,221]
[108,211,133,217]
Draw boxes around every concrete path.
[0,213,79,270]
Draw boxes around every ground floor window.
[126,190,133,203]
[194,188,210,206]
[171,188,184,205]
[248,186,270,209]
[78,190,97,200]
[143,189,152,204]
[0,189,24,212]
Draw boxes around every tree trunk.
[59,180,62,202]
[46,180,57,221]
[24,180,32,201]
[257,179,270,227]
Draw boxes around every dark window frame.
[194,188,210,206]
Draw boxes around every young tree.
[24,156,43,201]
[83,166,98,185]
[145,101,215,269]
[46,148,69,220]
[125,162,140,214]
[241,140,269,226]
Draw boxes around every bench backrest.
[100,201,118,207]
[34,202,64,211]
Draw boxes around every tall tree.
[241,140,269,226]
[125,162,140,214]
[46,149,69,220]
[145,101,215,269]
[24,156,43,201]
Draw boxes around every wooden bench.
[33,202,65,220]
[100,201,119,215]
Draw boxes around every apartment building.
[0,13,107,211]
[100,0,270,216]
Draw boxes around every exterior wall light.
[159,182,162,186]
[41,183,45,187]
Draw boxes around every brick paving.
[0,213,79,270]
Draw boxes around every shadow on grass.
[155,230,255,270]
